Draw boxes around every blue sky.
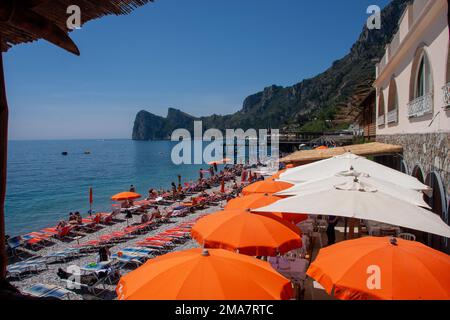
[4,0,390,140]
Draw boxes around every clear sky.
[4,0,390,140]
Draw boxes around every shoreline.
[7,170,248,300]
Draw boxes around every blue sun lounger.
[23,283,72,300]
[7,258,48,279]
[111,253,145,268]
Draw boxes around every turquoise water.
[5,140,214,237]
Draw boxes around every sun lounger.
[59,268,113,296]
[44,248,81,263]
[7,236,24,258]
[111,253,146,268]
[41,225,74,240]
[7,257,48,279]
[23,283,73,300]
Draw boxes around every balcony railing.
[378,115,385,126]
[408,92,433,118]
[443,82,450,108]
[387,108,398,124]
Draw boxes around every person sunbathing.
[141,212,150,224]
[56,220,67,230]
[75,212,83,225]
[149,206,162,221]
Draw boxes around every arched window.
[414,53,432,98]
[377,91,385,126]
[387,78,399,124]
[444,45,450,107]
[425,172,449,254]
[412,165,425,183]
[409,47,434,117]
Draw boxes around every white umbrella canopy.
[254,177,450,238]
[276,170,431,209]
[279,153,430,192]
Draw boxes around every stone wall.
[377,132,450,195]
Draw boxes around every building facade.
[374,0,450,253]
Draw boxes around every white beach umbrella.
[254,177,450,238]
[276,170,431,209]
[279,153,430,192]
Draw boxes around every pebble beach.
[8,178,240,300]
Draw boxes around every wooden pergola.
[0,0,153,296]
[281,142,404,165]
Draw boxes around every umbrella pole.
[0,49,8,281]
[344,218,348,240]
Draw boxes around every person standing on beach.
[178,174,181,185]
[130,185,136,192]
[213,162,218,173]
[171,182,177,199]
[326,215,339,246]
[199,168,204,180]
[241,169,247,182]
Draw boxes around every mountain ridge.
[133,0,411,140]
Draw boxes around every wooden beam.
[0,0,80,56]
[0,45,7,281]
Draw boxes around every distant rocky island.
[132,0,410,141]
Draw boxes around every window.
[377,91,385,126]
[414,53,432,98]
[387,78,398,124]
[408,47,434,117]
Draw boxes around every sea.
[5,139,253,237]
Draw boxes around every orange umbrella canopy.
[111,192,141,201]
[307,237,450,300]
[224,194,308,224]
[116,248,293,300]
[224,193,283,210]
[191,209,302,256]
[208,158,231,165]
[242,180,293,195]
[269,169,286,180]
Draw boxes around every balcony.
[408,92,433,118]
[387,109,398,124]
[378,115,385,126]
[443,82,450,108]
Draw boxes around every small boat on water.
[84,151,91,155]
[61,152,68,156]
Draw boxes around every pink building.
[374,0,449,252]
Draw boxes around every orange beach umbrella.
[191,209,302,256]
[208,158,231,165]
[225,194,308,225]
[269,169,286,180]
[111,191,141,201]
[307,237,450,300]
[224,193,284,211]
[116,248,293,300]
[242,179,293,196]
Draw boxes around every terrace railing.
[378,114,385,126]
[443,82,450,109]
[387,109,398,124]
[408,92,433,118]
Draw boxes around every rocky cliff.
[133,0,411,140]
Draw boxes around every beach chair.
[99,212,114,225]
[7,257,48,279]
[23,283,73,300]
[398,233,416,241]
[7,236,24,258]
[42,225,74,240]
[45,248,81,263]
[111,252,146,268]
